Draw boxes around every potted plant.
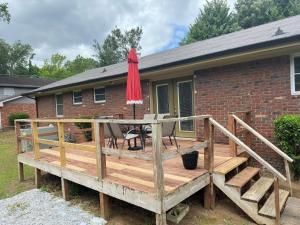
[181,151,199,170]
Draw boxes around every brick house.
[0,75,54,128]
[26,15,300,169]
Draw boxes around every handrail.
[232,114,293,163]
[209,118,287,182]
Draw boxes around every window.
[55,94,63,117]
[3,88,15,96]
[73,90,82,104]
[156,84,169,114]
[291,55,300,95]
[94,87,106,103]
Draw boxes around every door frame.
[151,76,195,138]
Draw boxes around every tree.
[7,41,34,75]
[274,0,300,17]
[65,55,98,75]
[181,0,240,45]
[38,53,70,79]
[0,39,9,73]
[235,0,281,29]
[0,2,10,23]
[93,26,143,67]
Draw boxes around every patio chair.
[161,117,178,149]
[109,123,142,149]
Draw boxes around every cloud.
[1,0,236,65]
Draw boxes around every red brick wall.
[37,81,151,119]
[36,81,151,142]
[194,56,298,170]
[0,102,37,128]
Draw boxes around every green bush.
[8,112,30,126]
[74,115,93,141]
[274,115,300,178]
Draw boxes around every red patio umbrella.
[126,48,143,119]
[126,48,143,150]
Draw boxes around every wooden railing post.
[31,121,40,159]
[15,121,21,154]
[284,159,293,196]
[244,111,251,147]
[57,122,66,167]
[152,122,166,225]
[204,118,215,209]
[228,114,237,157]
[274,177,280,225]
[94,121,109,219]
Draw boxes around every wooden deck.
[19,140,237,194]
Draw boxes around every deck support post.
[35,168,42,188]
[152,123,167,225]
[204,118,215,209]
[18,162,24,182]
[95,122,110,219]
[31,121,40,159]
[61,178,69,201]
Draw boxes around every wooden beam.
[31,121,40,159]
[18,162,24,182]
[99,192,110,219]
[35,168,42,188]
[61,178,69,201]
[57,122,66,167]
[274,177,280,225]
[38,138,59,146]
[228,115,237,157]
[15,121,21,154]
[244,111,251,147]
[152,123,167,225]
[102,147,152,161]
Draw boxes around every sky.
[0,0,235,66]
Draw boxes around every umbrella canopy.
[126,48,143,105]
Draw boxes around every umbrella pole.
[133,104,137,147]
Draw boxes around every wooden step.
[258,189,289,218]
[225,167,260,188]
[281,197,300,225]
[214,157,248,174]
[242,177,273,202]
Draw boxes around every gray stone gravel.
[0,189,106,225]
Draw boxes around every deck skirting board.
[164,173,210,211]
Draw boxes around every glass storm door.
[153,78,195,138]
[176,80,194,136]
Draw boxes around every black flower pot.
[181,151,199,170]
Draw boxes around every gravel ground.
[0,189,106,225]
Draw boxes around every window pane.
[295,57,300,74]
[55,95,63,116]
[178,81,193,131]
[73,91,82,103]
[94,88,106,102]
[295,75,300,91]
[156,84,169,114]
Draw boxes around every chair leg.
[114,138,118,149]
[173,135,179,149]
[162,140,167,149]
[121,139,126,149]
[140,136,145,150]
[169,136,173,145]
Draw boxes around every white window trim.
[73,90,83,105]
[55,94,63,118]
[290,54,300,95]
[94,87,106,103]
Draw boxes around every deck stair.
[213,158,291,225]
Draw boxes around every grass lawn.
[0,129,35,199]
[0,129,254,225]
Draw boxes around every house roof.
[29,15,300,95]
[0,95,24,107]
[0,75,54,88]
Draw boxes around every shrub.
[274,115,300,178]
[74,115,93,141]
[8,112,30,126]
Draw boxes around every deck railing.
[228,113,294,225]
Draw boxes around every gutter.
[26,34,300,96]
